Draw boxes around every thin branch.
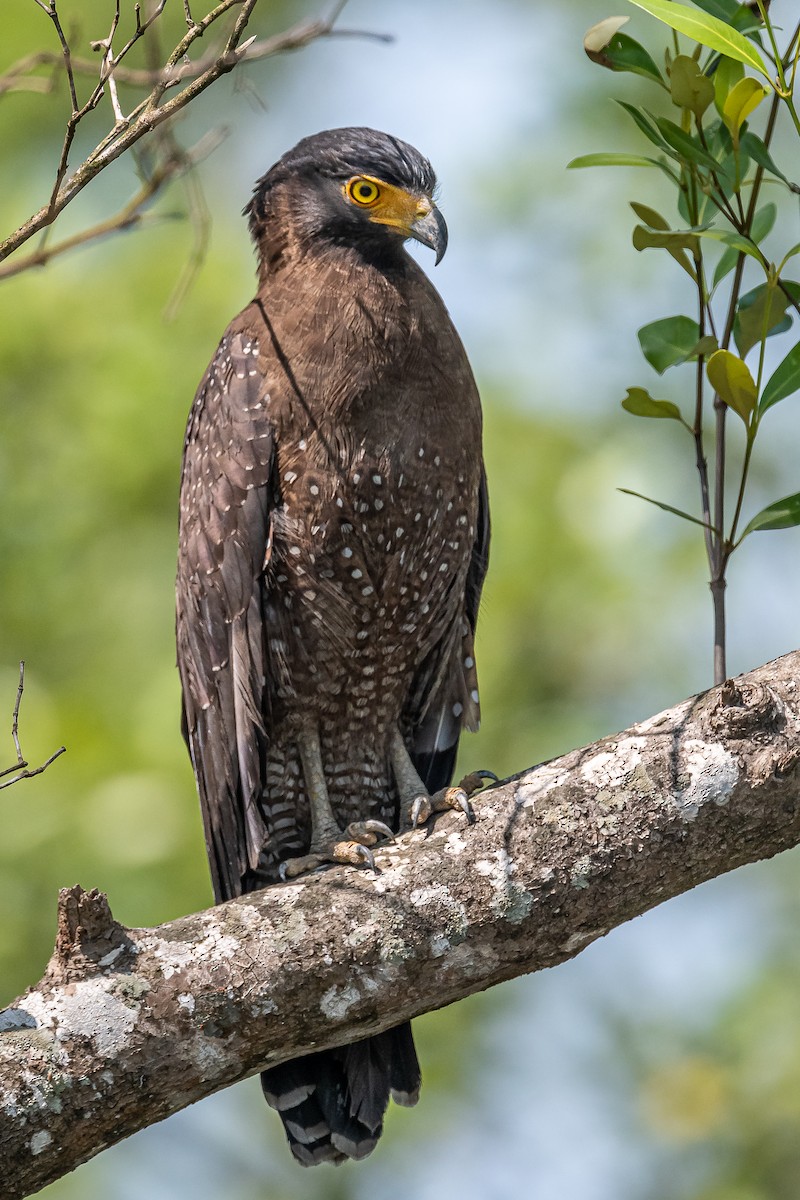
[0,662,65,790]
[93,2,125,123]
[33,0,79,111]
[0,24,391,95]
[1,1,388,272]
[2,651,800,1197]
[0,116,225,282]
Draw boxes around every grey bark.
[2,651,800,1198]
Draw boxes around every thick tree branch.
[3,651,800,1196]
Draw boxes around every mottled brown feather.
[176,127,489,1166]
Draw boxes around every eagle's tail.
[260,1022,420,1166]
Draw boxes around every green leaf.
[630,209,698,280]
[633,225,700,254]
[691,334,720,358]
[584,15,630,54]
[706,348,757,421]
[694,226,765,264]
[568,153,662,169]
[621,387,685,420]
[749,201,777,244]
[630,202,670,229]
[779,243,800,271]
[653,115,722,168]
[729,6,768,34]
[599,31,665,82]
[638,315,701,373]
[734,281,790,358]
[627,0,770,76]
[714,55,745,115]
[711,202,776,288]
[670,54,715,117]
[760,343,800,414]
[618,488,718,531]
[691,0,744,21]
[740,492,800,537]
[739,132,790,185]
[722,76,769,142]
[713,244,740,288]
[616,100,672,151]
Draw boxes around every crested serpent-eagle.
[176,127,490,1165]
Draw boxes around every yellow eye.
[346,177,381,206]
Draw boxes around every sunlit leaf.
[740,492,800,538]
[722,77,769,142]
[638,315,701,372]
[713,55,745,115]
[734,282,790,359]
[706,348,757,422]
[669,54,714,117]
[618,488,718,531]
[760,343,800,414]
[568,153,662,168]
[627,0,770,76]
[621,387,685,420]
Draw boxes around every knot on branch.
[49,886,134,983]
[703,679,785,741]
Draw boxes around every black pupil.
[357,184,373,199]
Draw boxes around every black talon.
[410,795,429,829]
[355,844,377,871]
[453,789,476,825]
[474,770,499,784]
[362,819,395,843]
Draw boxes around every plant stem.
[704,91,781,684]
[693,262,714,570]
[728,433,755,550]
[711,577,726,683]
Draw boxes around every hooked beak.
[408,204,448,265]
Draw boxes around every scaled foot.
[280,820,394,880]
[406,769,498,830]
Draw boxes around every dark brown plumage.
[176,127,488,1166]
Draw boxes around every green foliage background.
[1,2,800,1198]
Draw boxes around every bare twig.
[1,0,388,274]
[0,662,65,790]
[33,0,79,111]
[0,23,391,96]
[92,2,126,123]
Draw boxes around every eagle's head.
[245,127,448,271]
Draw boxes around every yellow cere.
[344,175,430,234]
